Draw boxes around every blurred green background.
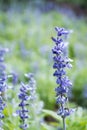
[0,0,87,129]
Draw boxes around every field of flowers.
[0,1,87,130]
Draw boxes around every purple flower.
[0,48,8,128]
[18,73,36,130]
[52,27,74,119]
[57,108,75,118]
[56,95,68,104]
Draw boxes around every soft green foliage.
[43,107,87,130]
[72,68,87,107]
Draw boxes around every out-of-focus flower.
[18,73,36,130]
[0,48,8,129]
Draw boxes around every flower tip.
[51,37,56,42]
[20,82,25,87]
[55,26,59,31]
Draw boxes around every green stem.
[63,117,66,130]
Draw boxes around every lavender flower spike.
[52,27,74,130]
[0,48,8,129]
[18,73,36,130]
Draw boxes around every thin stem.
[63,117,66,130]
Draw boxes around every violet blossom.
[17,73,36,130]
[52,27,74,130]
[0,48,8,129]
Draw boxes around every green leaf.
[42,109,62,121]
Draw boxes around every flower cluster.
[18,73,36,130]
[0,48,8,128]
[52,27,74,119]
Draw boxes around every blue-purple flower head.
[25,73,36,100]
[57,107,75,118]
[18,73,36,130]
[0,48,8,94]
[0,48,8,128]
[0,48,8,93]
[52,27,74,118]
